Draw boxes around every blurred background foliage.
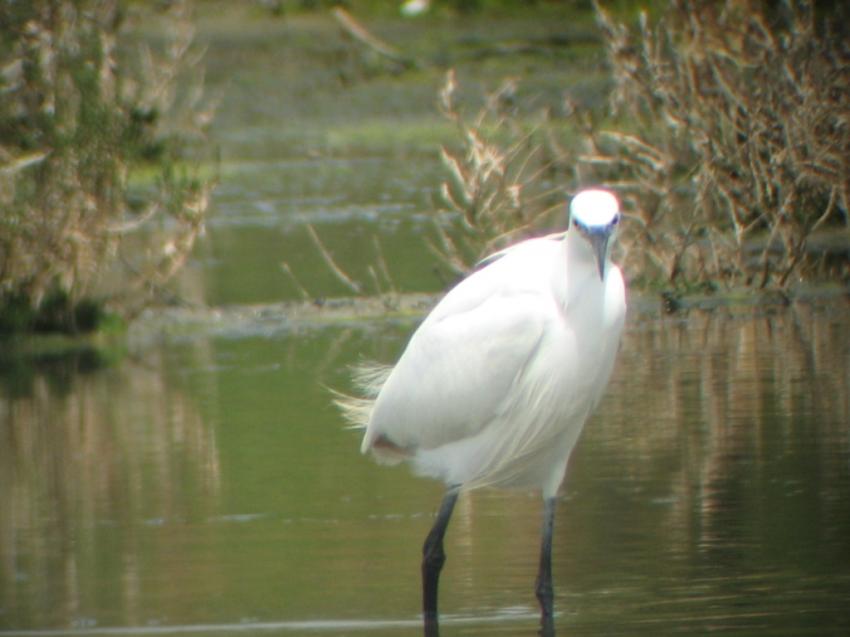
[1,0,848,337]
[0,0,215,335]
[419,0,850,290]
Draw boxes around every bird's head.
[568,189,621,280]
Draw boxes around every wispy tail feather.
[331,361,393,430]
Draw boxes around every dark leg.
[535,496,557,627]
[422,488,460,636]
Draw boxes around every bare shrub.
[0,0,214,331]
[429,2,848,292]
[585,0,850,289]
[431,70,564,275]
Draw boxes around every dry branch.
[577,0,850,289]
[332,7,418,70]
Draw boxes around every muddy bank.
[127,283,850,345]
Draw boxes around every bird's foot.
[535,574,554,618]
[423,611,440,637]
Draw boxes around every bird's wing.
[364,286,554,455]
[473,232,566,271]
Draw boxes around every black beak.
[589,232,610,281]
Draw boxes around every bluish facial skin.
[572,213,620,280]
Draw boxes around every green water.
[2,305,849,635]
[2,6,850,636]
[200,156,444,306]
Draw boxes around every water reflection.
[602,301,850,542]
[1,300,849,635]
[568,300,850,634]
[0,348,220,629]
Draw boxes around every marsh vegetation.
[422,1,850,293]
[3,1,848,339]
[0,0,214,334]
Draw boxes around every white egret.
[338,188,626,632]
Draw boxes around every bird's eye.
[611,214,620,226]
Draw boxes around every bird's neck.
[566,230,603,278]
[559,231,607,313]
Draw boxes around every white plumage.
[338,188,626,628]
